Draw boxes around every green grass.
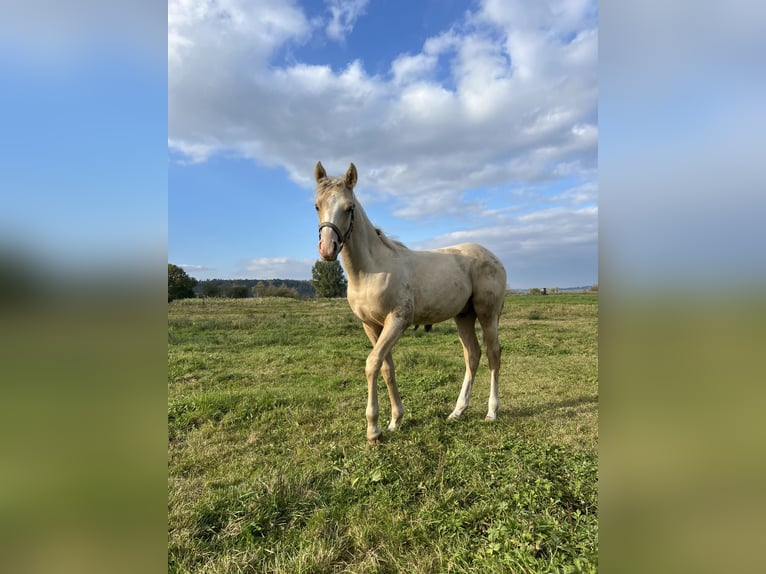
[168,293,598,573]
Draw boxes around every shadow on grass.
[345,395,597,444]
[507,394,598,418]
[401,393,598,427]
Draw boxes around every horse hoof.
[387,419,403,432]
[484,415,497,422]
[367,433,382,446]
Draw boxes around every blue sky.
[169,0,598,289]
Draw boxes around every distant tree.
[228,284,250,298]
[253,281,267,297]
[311,260,347,298]
[168,264,197,302]
[273,282,300,299]
[201,281,222,297]
[253,280,299,299]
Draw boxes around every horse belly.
[412,274,472,324]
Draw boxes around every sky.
[168,0,599,289]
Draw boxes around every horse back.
[433,243,506,291]
[408,243,506,323]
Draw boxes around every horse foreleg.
[362,318,407,444]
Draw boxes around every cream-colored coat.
[315,162,507,444]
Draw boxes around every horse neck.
[340,203,387,283]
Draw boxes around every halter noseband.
[318,205,355,253]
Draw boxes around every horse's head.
[314,161,357,261]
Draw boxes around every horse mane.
[375,227,408,252]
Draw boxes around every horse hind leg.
[477,311,502,421]
[380,351,403,431]
[471,254,506,421]
[448,311,481,419]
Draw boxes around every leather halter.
[318,205,355,254]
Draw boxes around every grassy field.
[168,293,598,573]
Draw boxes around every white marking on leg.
[482,319,501,422]
[449,373,473,419]
[485,369,499,421]
[365,352,382,443]
[450,313,480,420]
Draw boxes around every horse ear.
[345,162,358,189]
[314,161,327,182]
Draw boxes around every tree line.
[168,262,347,302]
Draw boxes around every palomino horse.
[314,161,507,444]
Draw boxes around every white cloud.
[169,0,311,63]
[167,139,220,164]
[180,263,215,272]
[169,0,597,194]
[243,257,314,280]
[325,0,369,41]
[391,53,438,85]
[554,182,598,205]
[414,204,598,288]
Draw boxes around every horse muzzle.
[318,219,351,261]
[318,237,339,261]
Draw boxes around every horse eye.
[346,204,355,212]
[314,204,320,211]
